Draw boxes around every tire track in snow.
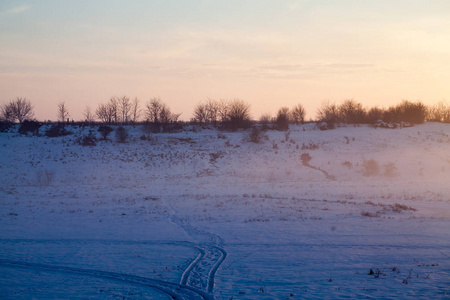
[0,258,213,300]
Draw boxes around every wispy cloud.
[249,62,382,80]
[6,4,31,14]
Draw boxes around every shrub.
[275,107,290,131]
[209,152,223,163]
[79,133,97,146]
[366,107,384,124]
[382,101,427,124]
[0,122,11,132]
[301,142,319,150]
[316,100,339,126]
[427,101,450,123]
[45,124,71,137]
[398,100,427,124]
[162,122,183,133]
[36,169,54,187]
[259,113,272,130]
[383,105,402,123]
[98,125,113,140]
[291,104,306,125]
[222,99,251,131]
[362,159,379,176]
[300,153,312,164]
[247,126,266,143]
[217,133,227,139]
[383,162,397,177]
[342,161,353,168]
[115,126,129,143]
[361,211,379,217]
[284,130,290,141]
[338,99,366,124]
[18,120,42,135]
[142,122,159,135]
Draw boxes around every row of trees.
[93,97,180,125]
[192,99,251,130]
[94,96,141,124]
[316,99,431,126]
[2,97,450,129]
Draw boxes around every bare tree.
[57,102,70,123]
[145,98,180,124]
[2,97,34,123]
[205,99,219,125]
[161,103,181,123]
[218,99,230,122]
[159,104,172,124]
[338,99,366,124]
[193,103,208,124]
[144,98,180,133]
[193,99,220,125]
[95,97,121,124]
[96,103,113,123]
[224,99,251,130]
[316,100,339,125]
[291,104,306,125]
[131,97,141,123]
[83,106,95,123]
[108,97,119,123]
[428,101,450,123]
[1,102,15,123]
[145,98,163,123]
[118,96,131,123]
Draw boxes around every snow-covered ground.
[0,123,449,299]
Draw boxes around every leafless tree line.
[93,96,183,125]
[315,99,435,126]
[192,99,252,130]
[2,96,450,127]
[94,96,141,124]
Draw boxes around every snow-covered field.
[1,123,449,299]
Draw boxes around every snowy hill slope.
[0,123,449,299]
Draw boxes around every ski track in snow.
[0,197,228,299]
[0,239,226,300]
[0,258,211,300]
[167,198,228,296]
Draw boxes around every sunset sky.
[1,0,449,121]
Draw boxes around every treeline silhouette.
[1,97,450,132]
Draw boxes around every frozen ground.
[0,122,449,299]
